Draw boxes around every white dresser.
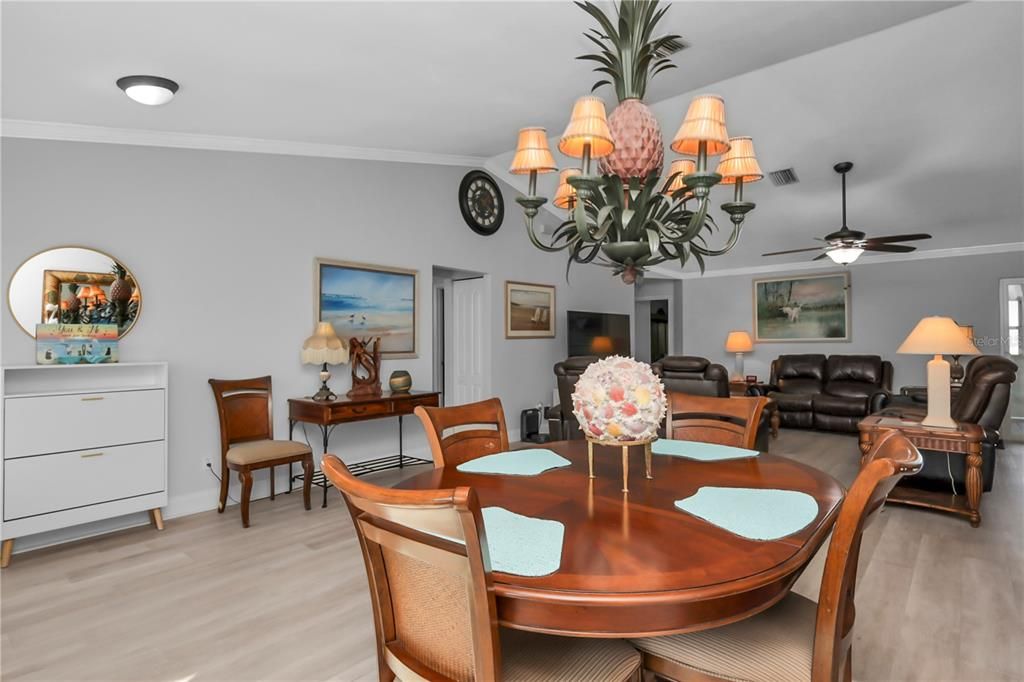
[1,363,168,567]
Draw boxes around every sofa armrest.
[868,389,892,414]
[747,383,776,397]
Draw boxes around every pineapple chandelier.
[511,0,763,284]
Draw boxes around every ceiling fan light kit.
[763,161,931,264]
[511,0,762,284]
[116,75,179,106]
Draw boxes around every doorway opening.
[634,297,670,363]
[999,278,1023,441]
[432,266,490,407]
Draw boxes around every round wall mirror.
[7,246,142,338]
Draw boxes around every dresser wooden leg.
[1,539,13,568]
[149,509,165,531]
[966,441,983,527]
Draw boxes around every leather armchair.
[751,354,892,433]
[547,356,597,441]
[654,355,771,451]
[884,355,1017,492]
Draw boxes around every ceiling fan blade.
[863,244,916,253]
[812,252,830,261]
[864,233,932,244]
[762,246,825,257]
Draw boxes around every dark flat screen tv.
[567,310,631,357]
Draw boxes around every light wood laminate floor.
[2,430,1021,681]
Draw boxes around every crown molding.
[647,241,1024,281]
[1,119,487,167]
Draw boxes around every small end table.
[858,414,984,527]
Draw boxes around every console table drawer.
[330,401,390,420]
[4,389,165,458]
[3,441,165,520]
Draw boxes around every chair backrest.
[667,393,767,449]
[322,455,499,681]
[208,377,273,457]
[823,355,892,398]
[770,354,827,394]
[812,430,922,681]
[652,356,729,398]
[952,355,1018,429]
[554,356,597,439]
[415,397,510,468]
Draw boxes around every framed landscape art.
[505,281,555,339]
[753,272,850,342]
[315,259,418,358]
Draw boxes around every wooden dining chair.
[321,454,642,682]
[208,376,313,527]
[414,397,509,468]
[667,393,768,449]
[630,430,923,682]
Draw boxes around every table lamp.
[897,316,979,428]
[724,330,754,381]
[302,322,349,402]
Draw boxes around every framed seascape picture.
[753,272,850,342]
[505,281,555,339]
[315,259,418,358]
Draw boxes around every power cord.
[946,452,958,496]
[206,462,239,504]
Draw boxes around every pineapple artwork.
[579,1,685,180]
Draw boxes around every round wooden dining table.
[394,439,845,638]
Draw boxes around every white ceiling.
[3,1,956,158]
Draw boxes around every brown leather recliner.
[751,354,892,433]
[884,355,1017,492]
[546,356,597,441]
[653,356,771,451]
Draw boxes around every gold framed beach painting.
[315,259,418,358]
[505,281,555,339]
[753,272,850,342]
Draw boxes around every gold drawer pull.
[80,452,104,459]
[81,396,105,402]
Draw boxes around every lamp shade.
[553,168,581,209]
[76,286,93,299]
[671,95,731,156]
[663,159,696,196]
[897,316,981,356]
[558,96,615,159]
[725,330,754,353]
[302,322,349,365]
[509,127,557,175]
[715,136,763,184]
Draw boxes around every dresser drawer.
[4,389,165,459]
[4,440,165,520]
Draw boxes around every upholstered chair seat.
[226,439,312,466]
[631,593,817,681]
[502,629,641,681]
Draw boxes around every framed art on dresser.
[315,259,418,358]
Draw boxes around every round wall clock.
[458,170,504,236]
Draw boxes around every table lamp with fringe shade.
[898,316,979,428]
[302,322,349,402]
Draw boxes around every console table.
[287,390,440,507]
[858,414,984,526]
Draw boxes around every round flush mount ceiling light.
[116,75,179,106]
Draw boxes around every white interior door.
[999,278,1024,440]
[449,276,489,406]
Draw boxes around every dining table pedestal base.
[587,438,653,493]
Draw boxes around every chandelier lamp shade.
[511,0,761,284]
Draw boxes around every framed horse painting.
[753,272,850,342]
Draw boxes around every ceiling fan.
[762,161,931,264]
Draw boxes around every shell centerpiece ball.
[571,355,667,443]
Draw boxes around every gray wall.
[1,138,633,546]
[678,251,1024,387]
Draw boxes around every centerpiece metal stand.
[587,436,655,493]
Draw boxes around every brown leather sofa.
[546,356,597,441]
[880,355,1017,492]
[751,354,893,433]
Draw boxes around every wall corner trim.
[1,118,488,167]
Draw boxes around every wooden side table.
[858,415,984,527]
[729,381,779,439]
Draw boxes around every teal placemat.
[482,507,564,576]
[457,449,570,476]
[653,439,758,461]
[674,486,819,541]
